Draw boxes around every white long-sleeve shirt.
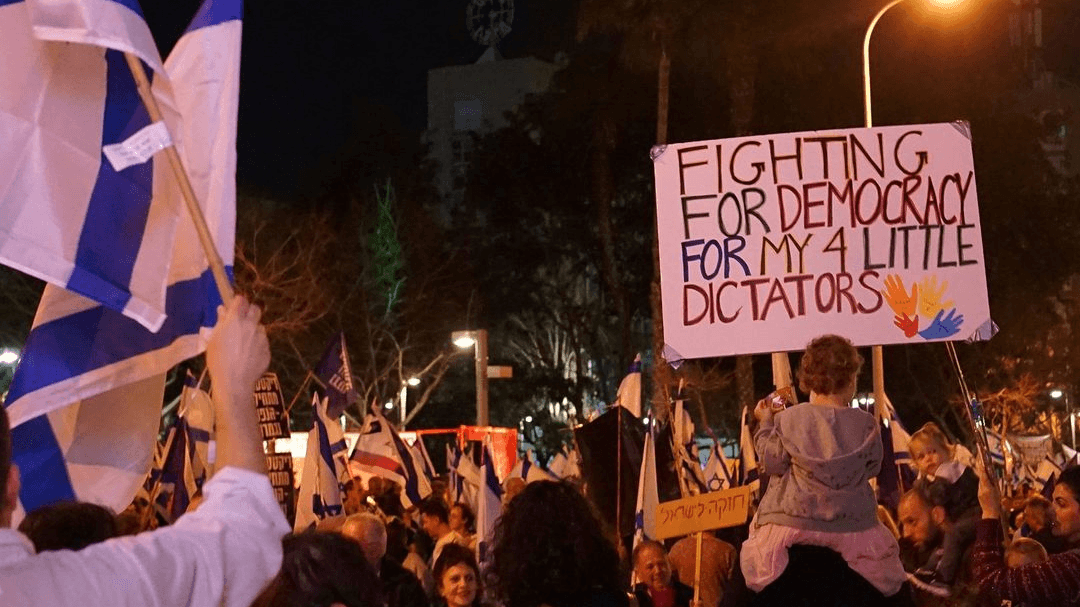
[0,467,289,607]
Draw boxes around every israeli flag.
[633,431,658,552]
[509,450,557,484]
[475,440,504,564]
[739,405,760,494]
[350,407,432,508]
[0,0,235,331]
[703,445,734,492]
[294,394,349,531]
[3,0,241,517]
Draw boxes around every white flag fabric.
[633,431,658,552]
[616,354,642,418]
[0,0,232,331]
[549,449,581,480]
[3,0,241,517]
[739,405,760,494]
[476,439,504,564]
[294,395,349,531]
[509,450,557,484]
[350,407,432,508]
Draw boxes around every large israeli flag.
[3,0,177,330]
[3,0,242,517]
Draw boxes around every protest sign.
[254,373,290,440]
[266,452,296,525]
[653,122,991,360]
[654,485,753,539]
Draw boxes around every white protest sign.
[653,122,991,360]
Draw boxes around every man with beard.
[898,483,983,606]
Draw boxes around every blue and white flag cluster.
[294,395,349,531]
[633,431,658,552]
[1,0,242,517]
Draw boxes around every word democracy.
[674,128,975,238]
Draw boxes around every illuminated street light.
[407,376,421,387]
[525,415,533,423]
[1050,389,1064,399]
[863,0,972,127]
[452,329,489,426]
[453,334,477,349]
[0,350,18,365]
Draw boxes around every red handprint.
[894,313,919,338]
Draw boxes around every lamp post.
[453,329,489,426]
[1051,388,1074,449]
[399,376,420,428]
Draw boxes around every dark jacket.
[382,556,430,607]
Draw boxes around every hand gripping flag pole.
[122,53,234,305]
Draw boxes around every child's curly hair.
[909,422,953,457]
[797,334,863,396]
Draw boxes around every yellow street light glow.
[407,377,421,386]
[454,335,476,349]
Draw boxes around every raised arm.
[0,296,288,607]
[753,399,791,476]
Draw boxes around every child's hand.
[754,398,775,424]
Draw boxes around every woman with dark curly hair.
[433,543,483,607]
[740,334,907,599]
[486,480,628,607]
[250,530,384,607]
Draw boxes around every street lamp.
[0,349,19,365]
[1050,388,1074,449]
[398,376,421,428]
[862,0,970,127]
[452,329,489,426]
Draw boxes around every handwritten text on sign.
[653,123,991,359]
[254,373,290,440]
[266,452,296,524]
[654,485,753,539]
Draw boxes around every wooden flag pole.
[771,353,792,391]
[122,53,233,304]
[693,531,703,605]
[873,345,885,424]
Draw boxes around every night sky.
[143,0,574,197]
[143,0,1077,198]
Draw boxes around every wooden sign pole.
[693,531,703,605]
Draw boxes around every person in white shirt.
[418,499,467,568]
[0,296,290,607]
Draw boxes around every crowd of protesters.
[3,303,1080,607]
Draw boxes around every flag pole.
[122,53,233,304]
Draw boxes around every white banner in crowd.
[653,122,991,360]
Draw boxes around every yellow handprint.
[880,274,918,317]
[918,275,955,318]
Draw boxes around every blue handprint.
[918,308,964,340]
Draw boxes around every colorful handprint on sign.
[880,274,963,341]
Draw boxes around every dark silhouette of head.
[488,480,623,607]
[250,530,384,607]
[18,501,118,552]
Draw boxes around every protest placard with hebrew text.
[654,485,753,539]
[653,122,992,360]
